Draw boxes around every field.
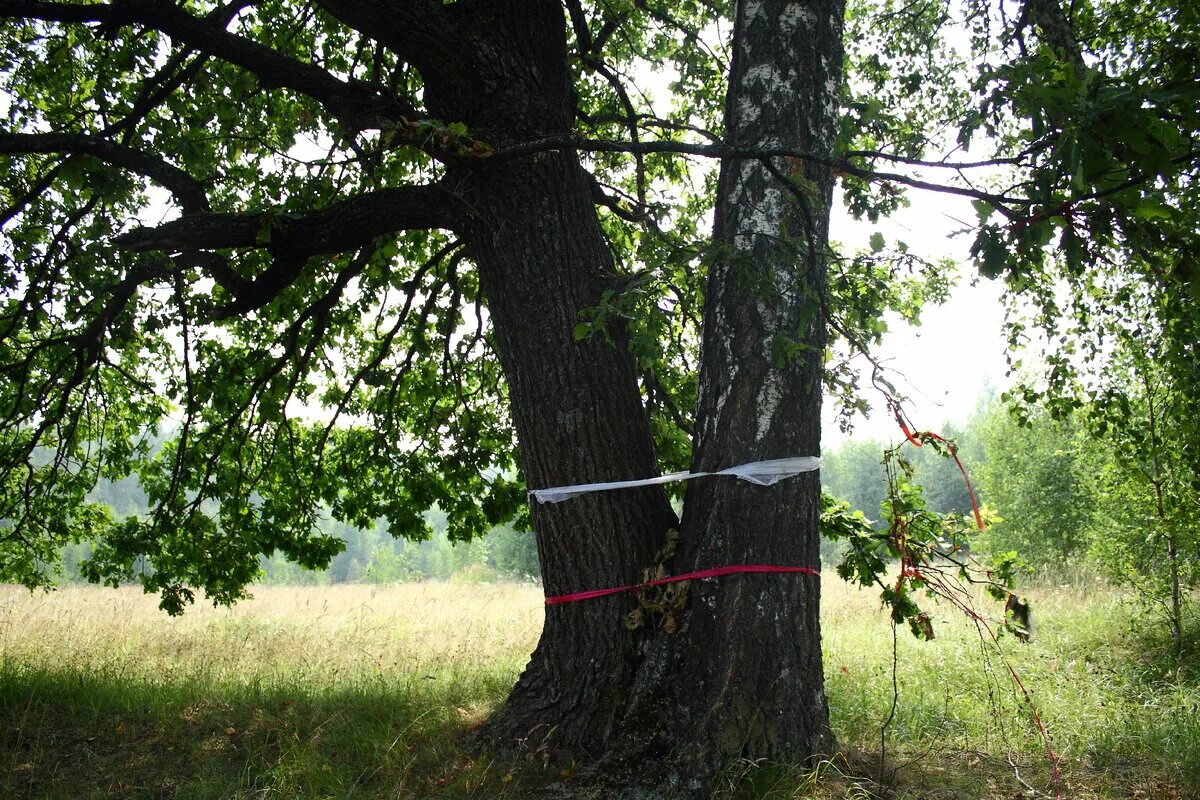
[1,578,1197,799]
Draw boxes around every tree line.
[822,391,1199,649]
[57,478,542,586]
[58,384,1197,651]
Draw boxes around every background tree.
[820,437,889,527]
[907,420,981,518]
[1058,292,1199,652]
[994,0,1200,644]
[972,400,1098,568]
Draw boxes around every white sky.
[824,188,1012,445]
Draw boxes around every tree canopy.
[1,0,1195,607]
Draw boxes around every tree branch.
[0,131,210,213]
[581,55,647,208]
[313,0,462,82]
[115,182,459,256]
[0,0,100,23]
[102,0,251,140]
[114,182,460,317]
[590,177,647,223]
[490,134,1026,218]
[0,0,424,133]
[564,0,594,53]
[0,156,69,229]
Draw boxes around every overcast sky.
[824,188,1012,446]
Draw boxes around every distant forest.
[57,430,981,588]
[59,473,542,586]
[54,395,1120,587]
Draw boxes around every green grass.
[1,580,1196,799]
[817,578,1200,799]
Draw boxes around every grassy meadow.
[1,578,1197,799]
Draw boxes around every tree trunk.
[609,0,845,792]
[459,144,680,753]
[1145,375,1183,655]
[437,0,846,791]
[431,1,678,756]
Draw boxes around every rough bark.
[424,1,679,756]
[416,0,843,791]
[604,1,845,792]
[460,146,680,754]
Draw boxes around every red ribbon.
[545,564,820,605]
[891,405,984,531]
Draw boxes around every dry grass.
[1,582,543,688]
[1,578,1197,799]
[1,582,544,800]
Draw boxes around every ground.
[0,576,1196,799]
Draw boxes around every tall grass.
[1,579,1196,798]
[820,577,1200,799]
[1,583,541,799]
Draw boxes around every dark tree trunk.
[459,145,679,753]
[427,1,678,755]
[425,0,845,791]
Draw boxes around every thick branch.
[0,131,210,213]
[313,0,462,82]
[0,0,422,133]
[564,0,594,53]
[115,183,458,256]
[0,0,99,22]
[115,183,458,315]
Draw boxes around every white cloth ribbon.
[528,455,821,504]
